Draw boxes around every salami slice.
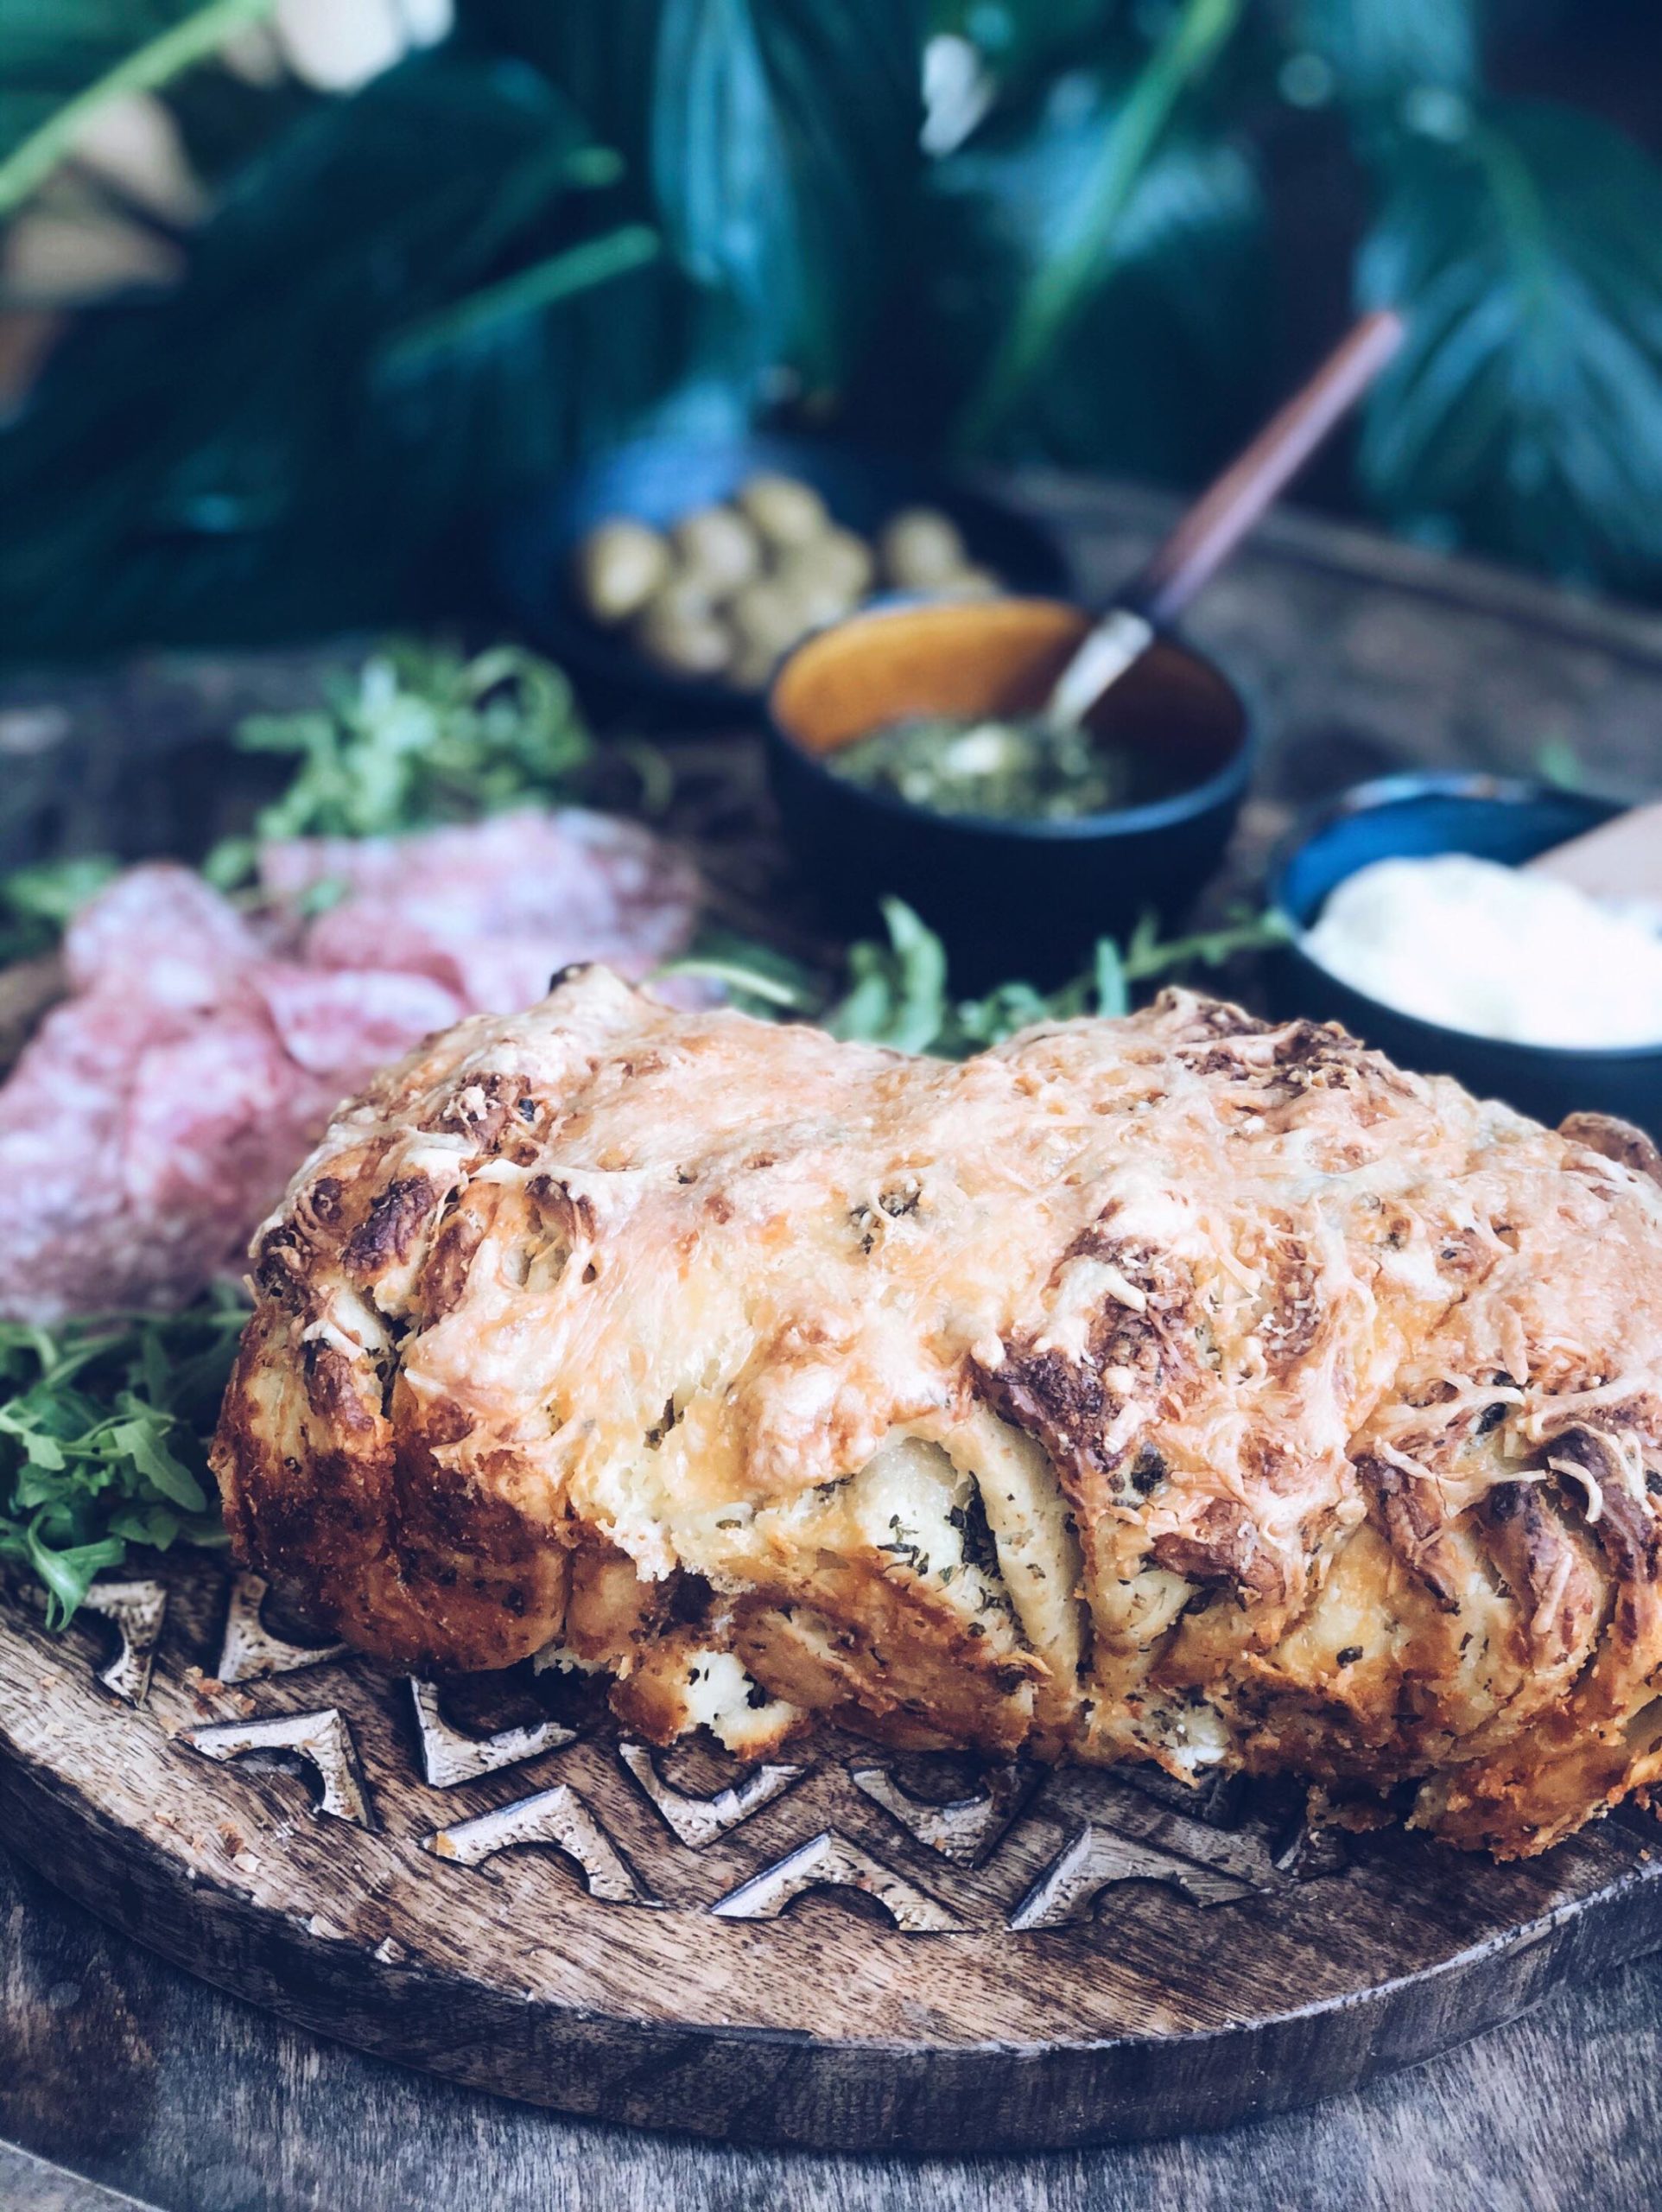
[63,862,262,1003]
[267,809,703,1013]
[0,810,704,1319]
[251,964,462,1077]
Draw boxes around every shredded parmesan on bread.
[213,970,1662,1858]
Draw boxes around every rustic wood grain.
[7,1550,1662,2157]
[0,2141,158,2212]
[5,1838,1662,2209]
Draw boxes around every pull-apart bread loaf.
[213,968,1662,1858]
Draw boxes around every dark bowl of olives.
[493,433,1074,723]
[767,596,1256,988]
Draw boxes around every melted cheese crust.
[213,969,1662,1857]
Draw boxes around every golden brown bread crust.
[212,969,1662,1855]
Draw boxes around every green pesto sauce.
[827,715,1168,823]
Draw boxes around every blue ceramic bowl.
[493,432,1073,722]
[767,595,1255,990]
[1269,772,1662,1137]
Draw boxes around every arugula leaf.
[22,1528,127,1627]
[932,903,1287,1052]
[828,897,949,1053]
[1357,98,1662,591]
[662,925,821,1017]
[105,1418,209,1512]
[0,1294,244,1627]
[4,643,593,950]
[0,854,118,962]
[203,640,591,874]
[661,897,1290,1060]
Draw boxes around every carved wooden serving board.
[4,1554,1662,2153]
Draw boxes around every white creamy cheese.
[1304,853,1662,1048]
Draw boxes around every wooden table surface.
[6,475,1662,2209]
[5,1838,1662,2210]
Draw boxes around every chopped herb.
[827,714,1155,823]
[954,1484,1001,1580]
[1126,1443,1168,1497]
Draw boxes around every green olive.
[787,525,874,605]
[669,505,762,598]
[574,518,672,625]
[772,547,860,627]
[631,584,732,677]
[931,564,1001,601]
[649,575,720,625]
[729,577,812,658]
[735,472,830,550]
[879,507,968,590]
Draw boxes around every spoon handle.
[1122,307,1405,626]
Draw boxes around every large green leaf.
[162,43,316,186]
[1290,0,1477,107]
[0,0,276,216]
[447,1,758,435]
[957,0,1246,443]
[923,69,1269,476]
[1357,98,1662,591]
[649,0,925,395]
[0,49,676,652]
[454,0,665,174]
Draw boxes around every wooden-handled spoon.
[1043,307,1406,730]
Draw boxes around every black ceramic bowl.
[1270,772,1662,1137]
[766,596,1255,989]
[493,432,1073,723]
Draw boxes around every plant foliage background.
[2,0,1661,657]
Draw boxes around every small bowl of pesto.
[766,595,1254,985]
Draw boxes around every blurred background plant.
[1,0,1659,657]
